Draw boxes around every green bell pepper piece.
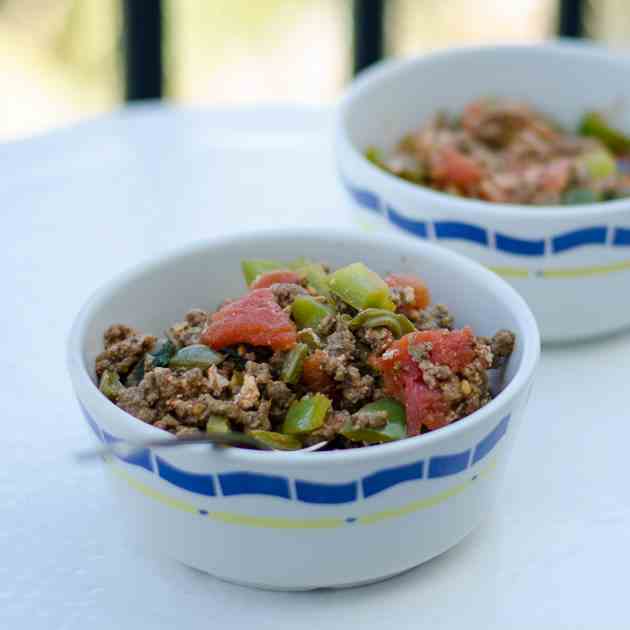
[579,111,630,155]
[206,415,231,434]
[282,394,331,435]
[349,308,416,338]
[127,338,176,386]
[248,430,302,451]
[296,328,321,350]
[365,146,387,170]
[100,369,124,401]
[366,146,423,183]
[280,343,309,384]
[582,150,617,180]
[241,259,284,286]
[150,338,176,367]
[562,187,601,205]
[329,263,395,312]
[291,295,335,329]
[340,398,407,443]
[293,262,331,298]
[287,257,309,269]
[169,344,224,369]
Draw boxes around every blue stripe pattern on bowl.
[495,233,546,256]
[387,206,428,237]
[295,480,358,504]
[551,226,607,253]
[82,406,510,503]
[342,174,630,257]
[428,450,471,478]
[102,430,153,472]
[613,227,630,246]
[156,456,216,496]
[362,460,424,498]
[434,221,488,246]
[472,415,510,464]
[218,472,291,499]
[340,175,380,213]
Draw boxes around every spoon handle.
[75,431,272,463]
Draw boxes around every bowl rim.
[67,227,540,468]
[337,41,630,221]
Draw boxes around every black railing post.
[353,0,385,75]
[558,0,586,38]
[123,0,164,101]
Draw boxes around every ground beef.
[203,397,271,431]
[235,374,260,409]
[305,410,350,443]
[95,324,156,378]
[348,410,387,430]
[410,304,454,330]
[166,398,211,426]
[244,360,273,385]
[490,330,516,368]
[116,367,212,429]
[146,367,210,401]
[340,366,374,407]
[389,285,415,308]
[320,352,348,381]
[357,327,395,356]
[153,414,180,432]
[116,385,158,424]
[266,380,295,418]
[207,365,229,396]
[270,283,307,309]
[325,317,356,358]
[167,309,209,348]
[455,338,494,418]
[175,427,205,438]
[268,350,287,373]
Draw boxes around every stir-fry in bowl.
[337,43,630,342]
[95,258,515,450]
[68,229,539,590]
[367,99,630,205]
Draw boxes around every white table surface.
[2,104,629,630]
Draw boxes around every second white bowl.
[336,43,630,342]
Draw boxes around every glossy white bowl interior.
[336,43,630,342]
[68,228,539,590]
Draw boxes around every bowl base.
[157,508,488,592]
[209,564,418,592]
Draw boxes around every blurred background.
[1,0,628,141]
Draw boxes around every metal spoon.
[75,431,328,463]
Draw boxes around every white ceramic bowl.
[68,228,539,590]
[336,43,630,342]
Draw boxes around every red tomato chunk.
[430,146,483,190]
[385,272,431,312]
[375,328,475,436]
[250,270,302,290]
[201,288,297,351]
[301,350,334,394]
